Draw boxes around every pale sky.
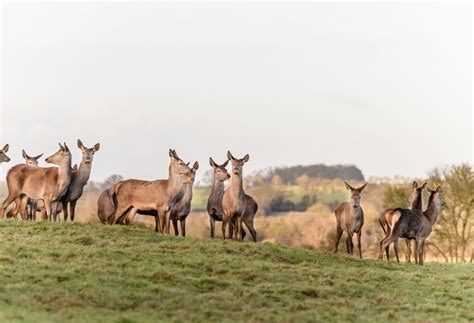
[1,2,472,182]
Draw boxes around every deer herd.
[0,142,444,265]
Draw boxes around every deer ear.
[35,153,43,160]
[209,157,217,168]
[222,160,229,168]
[436,186,442,192]
[59,143,65,151]
[412,181,418,189]
[227,151,234,161]
[242,154,249,163]
[63,142,70,153]
[193,161,199,170]
[93,143,100,152]
[420,182,427,190]
[186,162,190,167]
[22,150,28,159]
[344,181,353,191]
[358,183,368,192]
[77,139,85,150]
[427,186,434,193]
[72,164,78,171]
[2,144,9,153]
[169,149,174,158]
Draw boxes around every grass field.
[0,221,473,322]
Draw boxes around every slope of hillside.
[0,221,472,322]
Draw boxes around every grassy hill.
[0,221,472,322]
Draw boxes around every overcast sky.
[1,2,472,182]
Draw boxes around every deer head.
[169,149,190,176]
[407,181,427,209]
[77,139,100,165]
[427,185,445,208]
[209,157,230,181]
[22,150,43,166]
[227,151,249,176]
[344,182,368,208]
[0,144,10,163]
[182,161,199,184]
[45,143,71,167]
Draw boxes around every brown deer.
[378,182,429,265]
[59,139,100,222]
[109,149,189,233]
[168,161,199,236]
[221,151,258,242]
[0,144,10,164]
[418,185,444,260]
[6,150,43,220]
[207,157,230,238]
[379,181,424,262]
[0,143,72,221]
[334,182,368,258]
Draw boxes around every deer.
[168,161,199,236]
[0,143,72,221]
[379,181,425,262]
[207,157,230,238]
[6,150,43,220]
[0,144,10,164]
[221,151,258,242]
[334,182,368,258]
[109,149,190,233]
[59,139,100,222]
[378,182,429,265]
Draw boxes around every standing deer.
[334,182,368,258]
[221,151,258,242]
[168,161,199,236]
[379,181,425,262]
[207,157,230,238]
[0,144,10,164]
[0,143,72,221]
[378,182,429,265]
[417,185,444,261]
[109,149,189,233]
[59,139,100,222]
[6,150,43,220]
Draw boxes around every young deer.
[221,151,258,242]
[0,144,10,164]
[334,182,368,258]
[0,143,72,221]
[60,139,100,222]
[379,181,424,262]
[109,149,189,233]
[6,150,43,220]
[168,161,199,236]
[207,157,230,238]
[378,182,429,265]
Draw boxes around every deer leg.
[380,235,398,261]
[172,218,179,236]
[1,194,18,219]
[417,238,426,265]
[405,239,411,263]
[357,231,362,259]
[243,219,257,243]
[18,197,28,220]
[237,217,244,242]
[62,201,69,221]
[222,220,227,240]
[229,220,235,240]
[335,226,343,253]
[154,212,160,233]
[209,217,216,238]
[111,204,130,225]
[6,199,19,219]
[393,239,400,263]
[69,200,76,222]
[161,210,170,234]
[414,239,419,265]
[347,232,354,255]
[180,219,186,237]
[44,199,53,222]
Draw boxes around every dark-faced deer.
[207,157,230,238]
[334,182,368,258]
[0,143,72,221]
[378,182,429,265]
[0,144,10,164]
[109,149,189,233]
[379,181,425,262]
[168,161,199,236]
[6,150,43,220]
[59,139,100,222]
[221,151,258,242]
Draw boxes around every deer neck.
[425,194,440,225]
[230,173,244,199]
[211,180,225,196]
[167,163,183,196]
[57,159,73,193]
[411,192,423,213]
[76,159,93,185]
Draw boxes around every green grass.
[0,221,472,322]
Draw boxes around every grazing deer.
[221,151,258,242]
[207,158,230,238]
[0,144,10,164]
[6,150,43,220]
[109,149,189,233]
[0,143,72,221]
[379,181,424,262]
[168,161,199,236]
[334,182,368,258]
[378,182,429,265]
[59,139,100,222]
